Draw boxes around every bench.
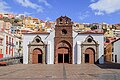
[0,62,7,66]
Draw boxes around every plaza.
[0,63,120,80]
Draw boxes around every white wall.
[73,31,104,64]
[113,40,120,63]
[45,31,55,64]
[23,31,55,64]
[23,30,104,64]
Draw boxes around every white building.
[112,38,120,63]
[23,16,104,64]
[2,31,21,58]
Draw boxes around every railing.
[0,55,23,65]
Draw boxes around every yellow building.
[25,24,35,29]
[104,29,115,37]
[23,16,35,29]
[104,43,112,62]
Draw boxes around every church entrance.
[58,54,63,63]
[38,54,42,63]
[85,54,89,63]
[85,48,95,64]
[58,54,69,63]
[58,48,69,63]
[32,48,43,64]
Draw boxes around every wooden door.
[32,54,38,64]
[85,48,94,64]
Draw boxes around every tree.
[91,25,97,30]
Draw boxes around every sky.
[0,0,120,24]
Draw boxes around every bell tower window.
[59,18,63,24]
[66,19,68,24]
[62,29,67,35]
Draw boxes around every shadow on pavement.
[96,62,120,69]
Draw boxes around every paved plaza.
[0,63,120,80]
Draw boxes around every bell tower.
[54,16,73,64]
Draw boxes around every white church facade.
[23,16,104,64]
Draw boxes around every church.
[23,16,104,64]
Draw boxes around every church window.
[59,18,63,24]
[87,38,92,42]
[62,29,67,35]
[36,38,40,43]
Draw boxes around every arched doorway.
[85,48,95,64]
[55,41,72,64]
[32,48,43,64]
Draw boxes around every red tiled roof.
[112,38,120,43]
[79,30,104,34]
[22,31,50,34]
[104,37,116,46]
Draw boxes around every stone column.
[47,41,51,64]
[42,46,45,64]
[77,41,81,64]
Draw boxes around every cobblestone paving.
[0,64,120,80]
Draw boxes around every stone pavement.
[0,64,120,80]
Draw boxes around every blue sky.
[0,0,120,24]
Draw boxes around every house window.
[9,37,11,44]
[0,49,2,54]
[112,48,114,52]
[12,38,13,45]
[112,44,114,52]
[19,41,21,45]
[9,47,11,54]
[112,54,114,61]
[0,39,2,45]
[6,36,8,44]
[16,42,18,45]
[6,46,8,54]
[115,55,117,63]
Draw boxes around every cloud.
[91,0,96,2]
[89,0,120,15]
[78,11,89,20]
[39,0,51,7]
[95,11,104,15]
[23,11,32,16]
[45,17,51,21]
[0,0,11,13]
[15,0,43,12]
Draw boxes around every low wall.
[0,56,23,65]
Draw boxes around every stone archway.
[85,48,95,64]
[81,35,99,64]
[55,41,72,64]
[32,48,43,64]
[28,35,46,64]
